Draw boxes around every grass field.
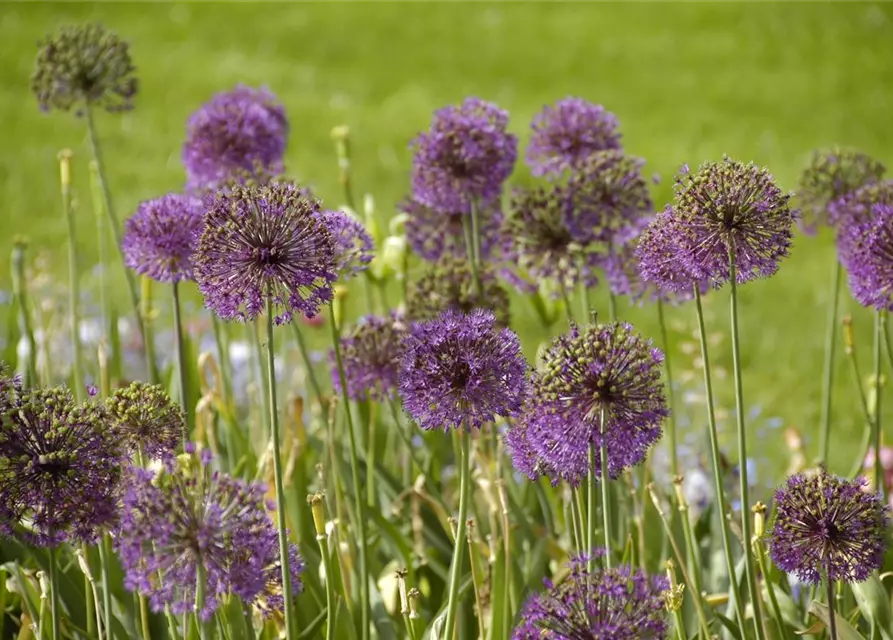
[2,2,893,484]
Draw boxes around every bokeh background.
[2,2,893,489]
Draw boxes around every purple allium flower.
[526,322,668,483]
[527,98,622,177]
[122,194,204,283]
[117,445,304,619]
[332,312,408,401]
[193,182,337,324]
[398,309,527,431]
[406,257,511,327]
[513,550,669,639]
[106,382,184,459]
[635,207,710,300]
[402,196,505,263]
[671,158,797,287]
[31,23,138,113]
[797,148,885,233]
[768,469,888,584]
[183,86,288,192]
[0,387,121,545]
[505,400,568,486]
[411,97,517,214]
[319,209,374,279]
[829,179,893,256]
[838,204,893,312]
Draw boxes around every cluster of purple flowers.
[333,312,408,401]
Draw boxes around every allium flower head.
[32,23,138,113]
[513,550,669,639]
[319,209,374,279]
[194,182,337,324]
[838,204,893,312]
[183,86,288,192]
[407,257,511,327]
[636,207,710,300]
[411,97,517,214]
[527,322,668,482]
[829,179,893,255]
[398,309,527,431]
[527,98,622,177]
[122,194,204,283]
[505,400,568,486]
[402,196,505,263]
[117,445,304,619]
[768,469,888,584]
[672,158,797,286]
[0,387,121,545]
[332,312,408,401]
[106,382,184,459]
[797,148,885,233]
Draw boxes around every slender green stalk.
[48,546,60,640]
[443,431,471,640]
[291,319,325,413]
[826,579,838,640]
[328,304,370,640]
[587,442,596,558]
[883,311,893,373]
[755,540,786,640]
[88,160,115,384]
[608,292,617,322]
[657,301,679,476]
[77,547,103,640]
[84,105,157,382]
[568,486,584,552]
[140,277,159,384]
[873,311,884,501]
[98,536,116,640]
[560,287,577,326]
[59,150,85,399]
[469,200,483,277]
[461,211,482,297]
[728,246,765,640]
[195,562,211,640]
[11,241,38,386]
[211,317,233,405]
[172,281,190,444]
[263,297,297,639]
[313,506,337,640]
[366,411,377,507]
[598,410,612,568]
[819,260,842,464]
[693,287,746,631]
[466,524,486,640]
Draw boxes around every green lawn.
[2,2,893,484]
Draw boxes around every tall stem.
[462,211,482,297]
[599,410,612,568]
[874,310,885,501]
[263,297,296,639]
[84,105,157,382]
[173,281,190,444]
[291,320,325,411]
[329,304,370,640]
[98,536,116,640]
[587,444,596,559]
[59,150,84,400]
[657,300,678,476]
[819,260,842,464]
[194,562,211,640]
[826,579,838,640]
[11,242,38,386]
[443,431,471,640]
[49,546,60,640]
[569,486,584,552]
[608,293,617,322]
[728,246,765,640]
[693,287,746,630]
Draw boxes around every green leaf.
[807,600,867,640]
[331,597,357,640]
[852,574,893,639]
[487,546,507,640]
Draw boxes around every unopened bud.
[58,149,73,189]
[663,560,685,612]
[408,587,421,619]
[672,475,687,511]
[752,502,767,539]
[308,492,327,539]
[332,285,348,331]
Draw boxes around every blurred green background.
[2,2,893,487]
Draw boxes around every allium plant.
[768,469,888,584]
[402,196,505,263]
[798,148,885,233]
[31,23,138,113]
[319,209,375,279]
[838,203,893,311]
[830,179,893,256]
[193,181,337,324]
[527,98,622,177]
[411,97,517,214]
[332,312,408,401]
[636,207,710,299]
[122,193,204,283]
[398,308,527,431]
[513,550,669,639]
[117,445,305,620]
[183,85,288,192]
[0,387,122,545]
[106,382,184,459]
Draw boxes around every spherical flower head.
[635,207,710,301]
[31,23,138,113]
[183,86,288,192]
[332,312,408,401]
[768,469,888,584]
[122,194,204,283]
[106,382,185,459]
[117,445,304,619]
[398,309,527,431]
[839,204,893,312]
[513,550,669,639]
[407,257,511,327]
[194,182,337,324]
[527,98,622,177]
[402,196,505,263]
[797,148,885,233]
[319,209,374,280]
[0,387,122,545]
[505,395,569,486]
[672,158,797,287]
[829,179,893,256]
[529,323,668,482]
[411,97,517,214]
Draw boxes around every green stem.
[874,311,885,502]
[443,431,471,640]
[211,316,233,405]
[599,410,612,567]
[83,549,96,639]
[469,200,483,283]
[826,578,838,640]
[328,304,370,640]
[569,486,584,552]
[462,211,482,298]
[587,445,596,559]
[755,541,787,640]
[49,546,60,640]
[608,292,617,322]
[11,242,38,386]
[883,312,893,374]
[60,154,84,400]
[173,281,190,444]
[317,531,337,640]
[263,297,297,639]
[657,300,678,476]
[693,287,747,631]
[366,410,376,508]
[84,105,157,382]
[98,536,116,640]
[195,562,211,640]
[291,319,325,412]
[819,260,842,464]
[89,160,115,385]
[728,246,765,640]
